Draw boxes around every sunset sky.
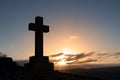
[0,0,120,65]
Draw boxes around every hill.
[61,66,120,80]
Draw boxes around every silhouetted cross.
[29,16,49,57]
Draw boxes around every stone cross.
[29,16,49,57]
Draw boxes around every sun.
[57,61,66,65]
[62,48,77,55]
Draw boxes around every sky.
[0,0,120,65]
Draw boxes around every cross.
[28,16,49,57]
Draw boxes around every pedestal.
[24,56,54,80]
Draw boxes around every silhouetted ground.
[0,58,105,80]
[0,67,103,80]
[61,66,120,80]
[0,57,23,80]
[16,60,106,80]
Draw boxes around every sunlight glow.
[57,61,66,65]
[62,48,77,55]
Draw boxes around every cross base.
[24,56,54,80]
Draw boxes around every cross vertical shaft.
[29,16,49,57]
[35,29,43,57]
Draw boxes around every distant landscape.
[61,66,120,80]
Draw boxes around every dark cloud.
[97,53,110,56]
[66,58,97,64]
[50,53,63,57]
[65,52,94,61]
[50,51,120,64]
[113,52,120,59]
[115,52,120,55]
[97,51,120,59]
[94,51,120,62]
[96,53,111,61]
[78,59,97,63]
[50,59,61,63]
[50,52,95,64]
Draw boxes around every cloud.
[50,52,95,64]
[113,52,120,59]
[95,51,120,62]
[50,53,63,57]
[97,51,120,59]
[50,51,120,64]
[65,52,94,61]
[77,59,97,63]
[50,59,61,63]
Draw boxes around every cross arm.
[43,25,49,33]
[29,23,36,31]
